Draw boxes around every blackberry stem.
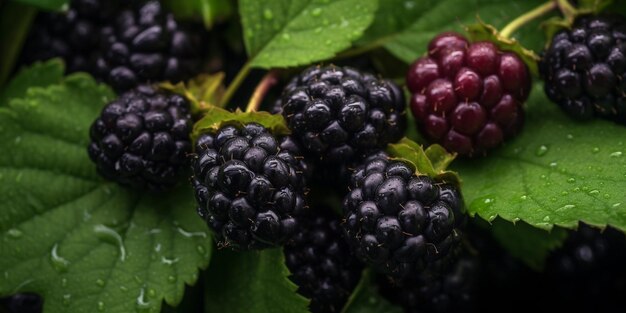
[220,61,251,108]
[555,0,578,23]
[500,1,557,39]
[245,70,279,113]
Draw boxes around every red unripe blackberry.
[407,32,531,156]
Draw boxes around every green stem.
[556,0,578,23]
[219,61,252,108]
[245,70,279,113]
[500,1,558,39]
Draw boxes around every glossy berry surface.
[88,85,192,190]
[22,0,207,92]
[284,209,363,313]
[191,123,309,250]
[280,65,406,164]
[94,1,207,91]
[341,152,465,281]
[407,33,530,156]
[21,0,119,73]
[379,252,478,313]
[540,15,626,123]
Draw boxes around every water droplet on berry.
[263,9,273,20]
[50,243,70,273]
[535,145,549,156]
[7,228,22,238]
[610,151,622,157]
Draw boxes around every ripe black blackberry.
[540,14,626,123]
[342,152,465,281]
[88,85,192,190]
[378,252,478,313]
[0,294,42,313]
[191,123,309,250]
[538,223,626,311]
[21,0,120,73]
[280,65,406,164]
[407,33,531,156]
[284,209,363,313]
[93,1,207,91]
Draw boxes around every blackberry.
[21,0,120,73]
[87,85,192,190]
[191,123,309,250]
[540,15,626,123]
[280,65,406,164]
[0,294,42,313]
[378,252,478,313]
[284,209,363,313]
[93,1,207,91]
[539,223,626,311]
[407,33,530,156]
[342,152,465,281]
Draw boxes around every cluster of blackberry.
[21,0,207,92]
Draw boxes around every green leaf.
[0,73,213,312]
[386,138,460,185]
[455,83,626,233]
[163,0,233,29]
[204,249,310,313]
[341,271,402,313]
[239,0,378,68]
[10,0,66,10]
[159,72,226,114]
[0,2,37,87]
[192,107,290,142]
[0,60,64,105]
[356,0,550,64]
[490,218,567,270]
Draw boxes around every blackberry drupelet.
[191,123,309,250]
[539,223,626,311]
[88,85,192,190]
[342,152,465,281]
[21,0,120,73]
[406,33,531,156]
[378,252,479,313]
[540,14,626,123]
[94,1,207,91]
[280,65,406,164]
[284,209,363,313]
[0,294,42,313]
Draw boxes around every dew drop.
[161,256,180,266]
[263,9,273,20]
[63,294,71,306]
[613,203,622,208]
[120,286,128,292]
[604,193,610,199]
[168,276,176,283]
[50,243,70,273]
[543,216,550,222]
[197,245,206,255]
[520,195,528,200]
[488,215,497,221]
[281,33,291,40]
[512,217,521,223]
[176,227,207,238]
[592,147,600,153]
[557,204,576,211]
[535,145,549,156]
[311,8,322,16]
[549,162,558,168]
[96,279,105,287]
[610,151,623,158]
[97,301,105,312]
[561,191,569,196]
[589,189,600,196]
[136,287,151,312]
[550,197,557,202]
[566,134,574,140]
[7,228,23,238]
[94,225,126,262]
[567,178,576,183]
